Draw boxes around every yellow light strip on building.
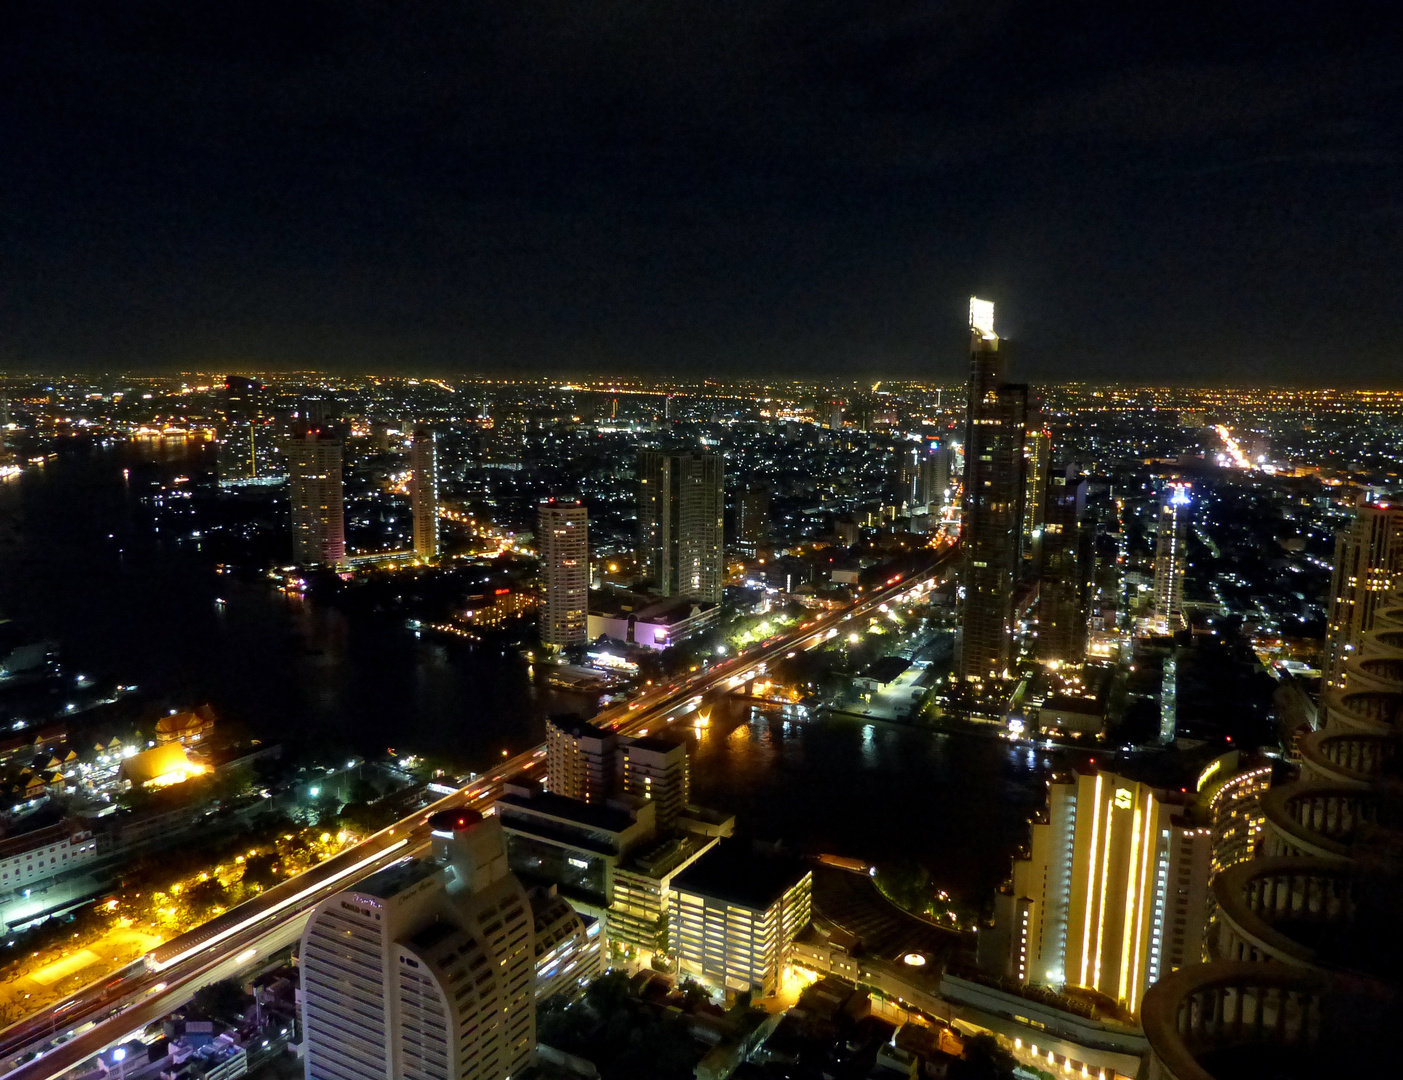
[1079,775,1103,988]
[1127,796,1156,1008]
[1092,801,1114,991]
[1117,802,1142,1003]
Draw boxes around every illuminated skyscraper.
[1323,498,1403,692]
[410,425,439,561]
[287,428,345,568]
[217,376,266,483]
[1021,427,1051,571]
[538,499,588,647]
[619,733,690,830]
[985,768,1211,1016]
[637,449,724,602]
[1154,482,1191,633]
[301,810,535,1080]
[1037,469,1091,666]
[957,297,1028,682]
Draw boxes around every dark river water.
[0,440,1054,900]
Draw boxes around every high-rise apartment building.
[618,734,690,830]
[410,425,439,561]
[1153,482,1192,633]
[288,428,346,568]
[1323,498,1403,692]
[537,500,589,647]
[300,809,535,1080]
[957,297,1028,682]
[1037,469,1091,666]
[985,768,1211,1017]
[637,450,724,603]
[544,715,616,805]
[737,481,772,557]
[896,444,949,511]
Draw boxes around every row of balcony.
[1143,584,1403,1079]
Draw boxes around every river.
[0,439,1054,900]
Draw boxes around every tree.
[240,851,280,893]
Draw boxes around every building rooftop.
[858,656,912,684]
[624,733,687,755]
[672,839,809,911]
[546,714,614,742]
[356,855,441,901]
[497,790,639,835]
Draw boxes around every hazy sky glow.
[3,2,1400,382]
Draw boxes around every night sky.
[3,2,1400,383]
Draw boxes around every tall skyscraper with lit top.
[288,427,346,568]
[957,297,1028,683]
[1154,482,1191,633]
[538,499,588,646]
[411,425,439,561]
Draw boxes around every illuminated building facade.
[1196,752,1272,877]
[544,714,616,805]
[300,810,535,1080]
[958,297,1029,681]
[637,449,724,603]
[1037,469,1091,666]
[618,733,690,830]
[993,769,1211,1016]
[1153,483,1191,633]
[1323,498,1403,692]
[287,428,346,568]
[670,840,812,995]
[1022,427,1052,571]
[528,885,601,1002]
[538,500,589,646]
[410,424,439,560]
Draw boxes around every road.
[2,543,957,1080]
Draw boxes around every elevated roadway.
[2,542,957,1080]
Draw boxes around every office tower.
[410,425,439,560]
[499,783,658,914]
[1037,469,1091,666]
[224,375,266,419]
[217,376,265,483]
[986,769,1211,1016]
[544,715,616,804]
[619,734,690,830]
[537,500,589,647]
[957,297,1029,682]
[1153,482,1191,633]
[300,809,535,1080]
[737,481,772,557]
[670,840,813,996]
[287,428,346,568]
[637,449,724,603]
[1022,427,1051,569]
[1323,498,1403,692]
[216,419,257,483]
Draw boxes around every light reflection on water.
[688,701,1060,900]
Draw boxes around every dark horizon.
[3,2,1400,384]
